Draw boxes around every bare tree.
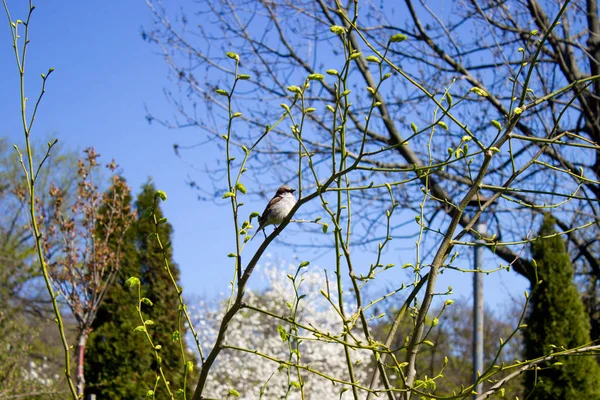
[396,0,600,336]
[136,1,600,398]
[143,0,600,333]
[139,0,600,398]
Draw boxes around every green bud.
[141,297,153,306]
[348,52,361,60]
[235,182,247,194]
[389,33,407,43]
[469,87,488,97]
[330,25,345,35]
[125,277,140,288]
[226,52,240,61]
[155,190,167,201]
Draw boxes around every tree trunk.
[76,332,88,397]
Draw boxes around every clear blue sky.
[1,1,529,310]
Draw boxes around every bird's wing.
[260,194,283,223]
[252,195,280,240]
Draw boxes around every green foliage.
[523,217,600,399]
[0,137,78,311]
[86,180,194,398]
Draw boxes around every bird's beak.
[291,189,296,193]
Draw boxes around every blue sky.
[1,1,529,310]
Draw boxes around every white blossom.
[21,358,56,386]
[191,262,374,399]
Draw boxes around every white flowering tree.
[193,263,372,399]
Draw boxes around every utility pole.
[473,222,486,398]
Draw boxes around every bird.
[251,185,296,240]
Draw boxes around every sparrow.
[251,185,297,240]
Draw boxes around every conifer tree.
[86,181,193,398]
[523,216,600,399]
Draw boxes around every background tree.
[42,148,135,396]
[523,216,600,399]
[0,137,77,315]
[86,180,194,399]
[0,137,78,399]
